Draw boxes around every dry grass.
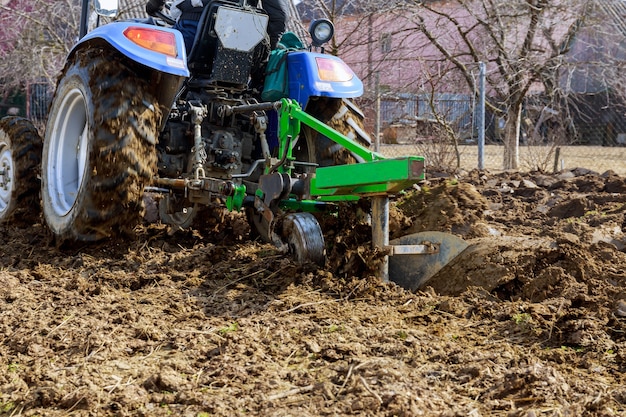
[379,144,626,175]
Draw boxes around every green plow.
[240,99,468,290]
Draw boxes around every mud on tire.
[297,97,371,168]
[0,117,43,224]
[42,49,160,241]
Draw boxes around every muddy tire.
[296,97,371,168]
[0,117,43,224]
[42,49,160,241]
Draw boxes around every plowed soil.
[2,168,626,416]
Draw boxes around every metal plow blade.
[388,231,469,291]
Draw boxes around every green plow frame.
[276,98,426,195]
[268,99,468,285]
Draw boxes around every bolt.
[0,164,9,189]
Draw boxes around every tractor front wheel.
[0,117,43,224]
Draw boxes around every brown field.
[1,160,626,416]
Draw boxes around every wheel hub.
[0,161,10,190]
[0,149,13,211]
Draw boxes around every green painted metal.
[275,99,299,174]
[226,183,247,211]
[268,98,426,205]
[278,199,329,212]
[277,98,386,171]
[311,157,425,198]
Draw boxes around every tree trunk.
[502,103,522,170]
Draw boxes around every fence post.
[478,61,486,170]
[553,147,561,173]
[375,72,381,153]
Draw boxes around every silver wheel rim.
[0,142,14,216]
[46,88,89,217]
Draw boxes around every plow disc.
[388,231,469,291]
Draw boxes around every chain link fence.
[356,92,626,176]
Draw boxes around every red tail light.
[123,27,177,57]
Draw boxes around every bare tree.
[286,0,308,41]
[0,0,80,97]
[400,0,601,170]
[307,0,625,170]
[0,0,154,101]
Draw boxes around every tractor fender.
[72,21,189,78]
[287,51,363,109]
[68,22,189,132]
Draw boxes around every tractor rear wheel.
[295,97,371,169]
[42,49,160,241]
[0,117,43,224]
